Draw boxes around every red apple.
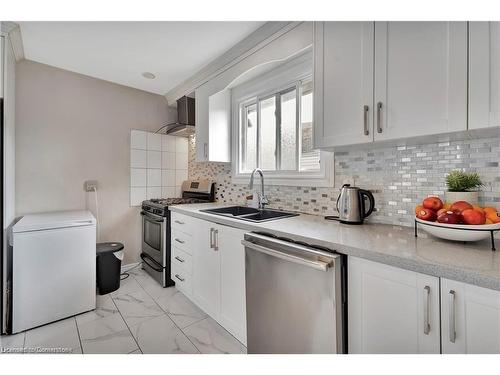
[450,201,474,213]
[423,197,444,211]
[437,211,462,224]
[461,208,486,225]
[417,208,437,222]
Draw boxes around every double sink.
[200,206,298,222]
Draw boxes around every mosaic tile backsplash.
[188,136,500,227]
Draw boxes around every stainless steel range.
[140,180,215,287]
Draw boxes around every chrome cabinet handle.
[204,143,208,159]
[449,290,456,343]
[174,220,184,225]
[174,256,185,263]
[423,286,431,335]
[174,238,185,244]
[214,229,219,251]
[363,105,369,135]
[376,102,383,133]
[174,274,185,282]
[209,228,214,249]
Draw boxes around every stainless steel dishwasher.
[242,232,346,354]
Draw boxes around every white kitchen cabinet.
[191,218,220,318]
[173,213,247,344]
[195,86,231,163]
[441,278,500,354]
[374,22,467,141]
[218,225,247,345]
[348,257,440,354]
[313,22,374,148]
[315,21,468,148]
[469,22,500,130]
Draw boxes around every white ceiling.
[18,21,265,95]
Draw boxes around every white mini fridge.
[10,210,96,333]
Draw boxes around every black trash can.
[96,242,124,295]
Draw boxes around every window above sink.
[230,51,334,187]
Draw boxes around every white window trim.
[230,51,334,187]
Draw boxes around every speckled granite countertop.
[169,203,500,291]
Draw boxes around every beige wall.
[15,60,175,264]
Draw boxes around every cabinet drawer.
[171,212,194,234]
[171,229,193,255]
[172,262,192,297]
[172,246,192,275]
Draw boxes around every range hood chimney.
[166,96,195,137]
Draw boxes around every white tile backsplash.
[162,152,176,170]
[147,133,162,151]
[147,151,162,169]
[130,131,191,206]
[130,168,147,187]
[175,153,188,170]
[162,169,176,187]
[162,187,176,198]
[130,149,147,168]
[147,187,162,200]
[130,187,147,206]
[131,130,147,150]
[147,169,162,187]
[176,137,188,154]
[162,135,176,152]
[175,169,188,186]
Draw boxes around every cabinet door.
[195,86,231,162]
[191,218,220,318]
[195,86,209,162]
[469,22,500,130]
[218,226,247,345]
[374,22,467,140]
[314,22,374,148]
[348,257,440,353]
[441,278,500,354]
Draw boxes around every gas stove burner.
[154,197,206,206]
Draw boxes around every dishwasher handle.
[242,239,333,272]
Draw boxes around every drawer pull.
[174,238,185,244]
[174,274,185,282]
[174,256,185,263]
[449,290,456,343]
[174,220,185,225]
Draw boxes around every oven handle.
[140,253,163,272]
[141,211,164,223]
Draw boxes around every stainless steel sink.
[200,206,298,222]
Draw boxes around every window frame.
[231,52,334,187]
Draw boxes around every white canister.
[444,191,479,205]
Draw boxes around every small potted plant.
[445,170,483,205]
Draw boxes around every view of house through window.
[239,79,320,174]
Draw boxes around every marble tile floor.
[0,268,246,354]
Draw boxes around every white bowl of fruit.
[415,197,500,242]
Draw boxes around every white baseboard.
[121,262,141,273]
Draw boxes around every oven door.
[141,211,166,266]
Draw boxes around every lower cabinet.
[349,257,441,353]
[441,278,500,354]
[172,213,247,345]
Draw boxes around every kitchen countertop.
[169,203,500,291]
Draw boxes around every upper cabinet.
[314,21,468,148]
[469,22,500,130]
[313,22,374,148]
[195,87,231,163]
[374,22,467,140]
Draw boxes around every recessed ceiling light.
[142,72,156,79]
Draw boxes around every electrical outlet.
[84,180,98,192]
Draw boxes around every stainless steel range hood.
[166,96,195,137]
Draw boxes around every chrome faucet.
[249,168,269,210]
